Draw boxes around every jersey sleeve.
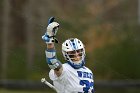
[49,64,72,93]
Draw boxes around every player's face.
[67,49,83,63]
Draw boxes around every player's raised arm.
[42,17,63,77]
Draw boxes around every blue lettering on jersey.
[77,71,82,77]
[77,71,93,79]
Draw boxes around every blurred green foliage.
[0,0,140,81]
[92,23,140,80]
[0,0,140,93]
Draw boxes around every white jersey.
[49,63,94,93]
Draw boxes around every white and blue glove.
[42,17,59,44]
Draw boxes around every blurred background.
[0,0,140,93]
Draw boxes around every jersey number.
[79,80,94,93]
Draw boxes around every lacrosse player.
[42,17,94,93]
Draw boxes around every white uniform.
[43,20,94,93]
[49,63,94,93]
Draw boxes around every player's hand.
[42,17,59,44]
[47,22,59,37]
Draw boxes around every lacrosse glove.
[42,21,59,44]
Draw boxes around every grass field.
[1,88,140,93]
[0,89,55,93]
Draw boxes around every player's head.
[62,38,85,69]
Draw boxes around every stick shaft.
[41,78,57,92]
[44,80,56,91]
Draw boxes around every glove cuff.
[42,34,58,44]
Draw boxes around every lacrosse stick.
[41,78,57,92]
